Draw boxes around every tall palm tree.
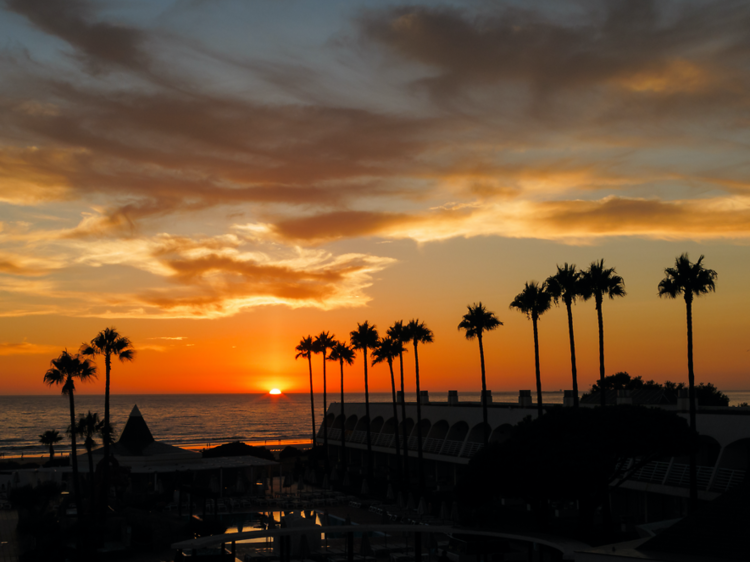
[39,430,62,461]
[350,321,380,481]
[658,253,717,510]
[328,341,355,469]
[510,282,552,418]
[80,327,134,512]
[580,260,626,408]
[371,336,404,484]
[458,303,502,445]
[70,411,103,504]
[546,264,583,407]
[43,350,97,515]
[295,336,318,448]
[405,319,433,497]
[387,321,410,482]
[314,331,337,467]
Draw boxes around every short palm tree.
[580,260,626,408]
[314,331,337,469]
[510,282,551,418]
[43,350,96,515]
[295,336,318,448]
[405,319,433,497]
[546,264,583,407]
[80,327,133,512]
[70,411,104,504]
[387,321,410,482]
[371,336,405,484]
[658,253,717,510]
[458,303,502,445]
[328,341,355,469]
[350,321,380,481]
[39,429,63,461]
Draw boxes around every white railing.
[632,460,670,483]
[422,437,444,454]
[350,430,366,444]
[461,441,484,458]
[710,468,746,492]
[440,440,463,456]
[375,434,394,448]
[328,429,341,441]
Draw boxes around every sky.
[1,0,749,396]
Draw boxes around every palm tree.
[80,327,134,512]
[458,303,502,445]
[295,336,317,448]
[387,321,410,482]
[39,430,62,461]
[372,336,405,484]
[510,282,551,418]
[70,411,103,504]
[350,321,380,481]
[658,253,717,510]
[580,260,626,408]
[405,319,433,497]
[328,341,355,469]
[43,350,97,515]
[314,331,337,467]
[546,264,583,407]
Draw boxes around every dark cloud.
[4,0,150,74]
[358,1,750,106]
[272,210,412,242]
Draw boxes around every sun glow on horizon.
[269,388,282,395]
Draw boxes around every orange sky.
[0,1,749,395]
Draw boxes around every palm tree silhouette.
[458,303,502,445]
[405,319,433,497]
[39,430,62,462]
[328,341,355,469]
[350,321,380,482]
[43,350,96,515]
[80,327,133,512]
[581,260,626,408]
[70,411,104,505]
[314,331,337,469]
[546,264,583,407]
[295,336,317,448]
[372,336,405,484]
[658,253,717,510]
[510,282,552,418]
[387,320,410,484]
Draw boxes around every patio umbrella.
[417,497,427,517]
[406,493,415,511]
[360,478,369,495]
[386,483,395,501]
[342,471,351,486]
[298,479,305,492]
[397,491,405,509]
[283,473,292,488]
[329,468,339,482]
[322,474,330,490]
[440,501,449,521]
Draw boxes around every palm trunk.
[388,359,402,484]
[87,442,95,516]
[596,296,606,408]
[322,351,329,472]
[49,445,54,461]
[685,294,698,511]
[340,359,346,469]
[68,387,82,516]
[398,351,409,485]
[363,346,373,482]
[565,298,579,407]
[532,316,543,418]
[414,341,425,498]
[102,353,111,516]
[478,333,489,445]
[308,355,317,448]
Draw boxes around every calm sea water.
[2,390,749,460]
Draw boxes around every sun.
[269,388,282,395]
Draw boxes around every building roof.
[116,404,156,455]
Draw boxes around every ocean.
[2,390,749,460]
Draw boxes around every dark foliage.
[279,445,303,459]
[202,441,275,461]
[585,372,729,406]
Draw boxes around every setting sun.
[269,389,282,395]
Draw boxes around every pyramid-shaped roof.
[116,404,155,454]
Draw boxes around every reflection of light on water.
[224,510,324,544]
